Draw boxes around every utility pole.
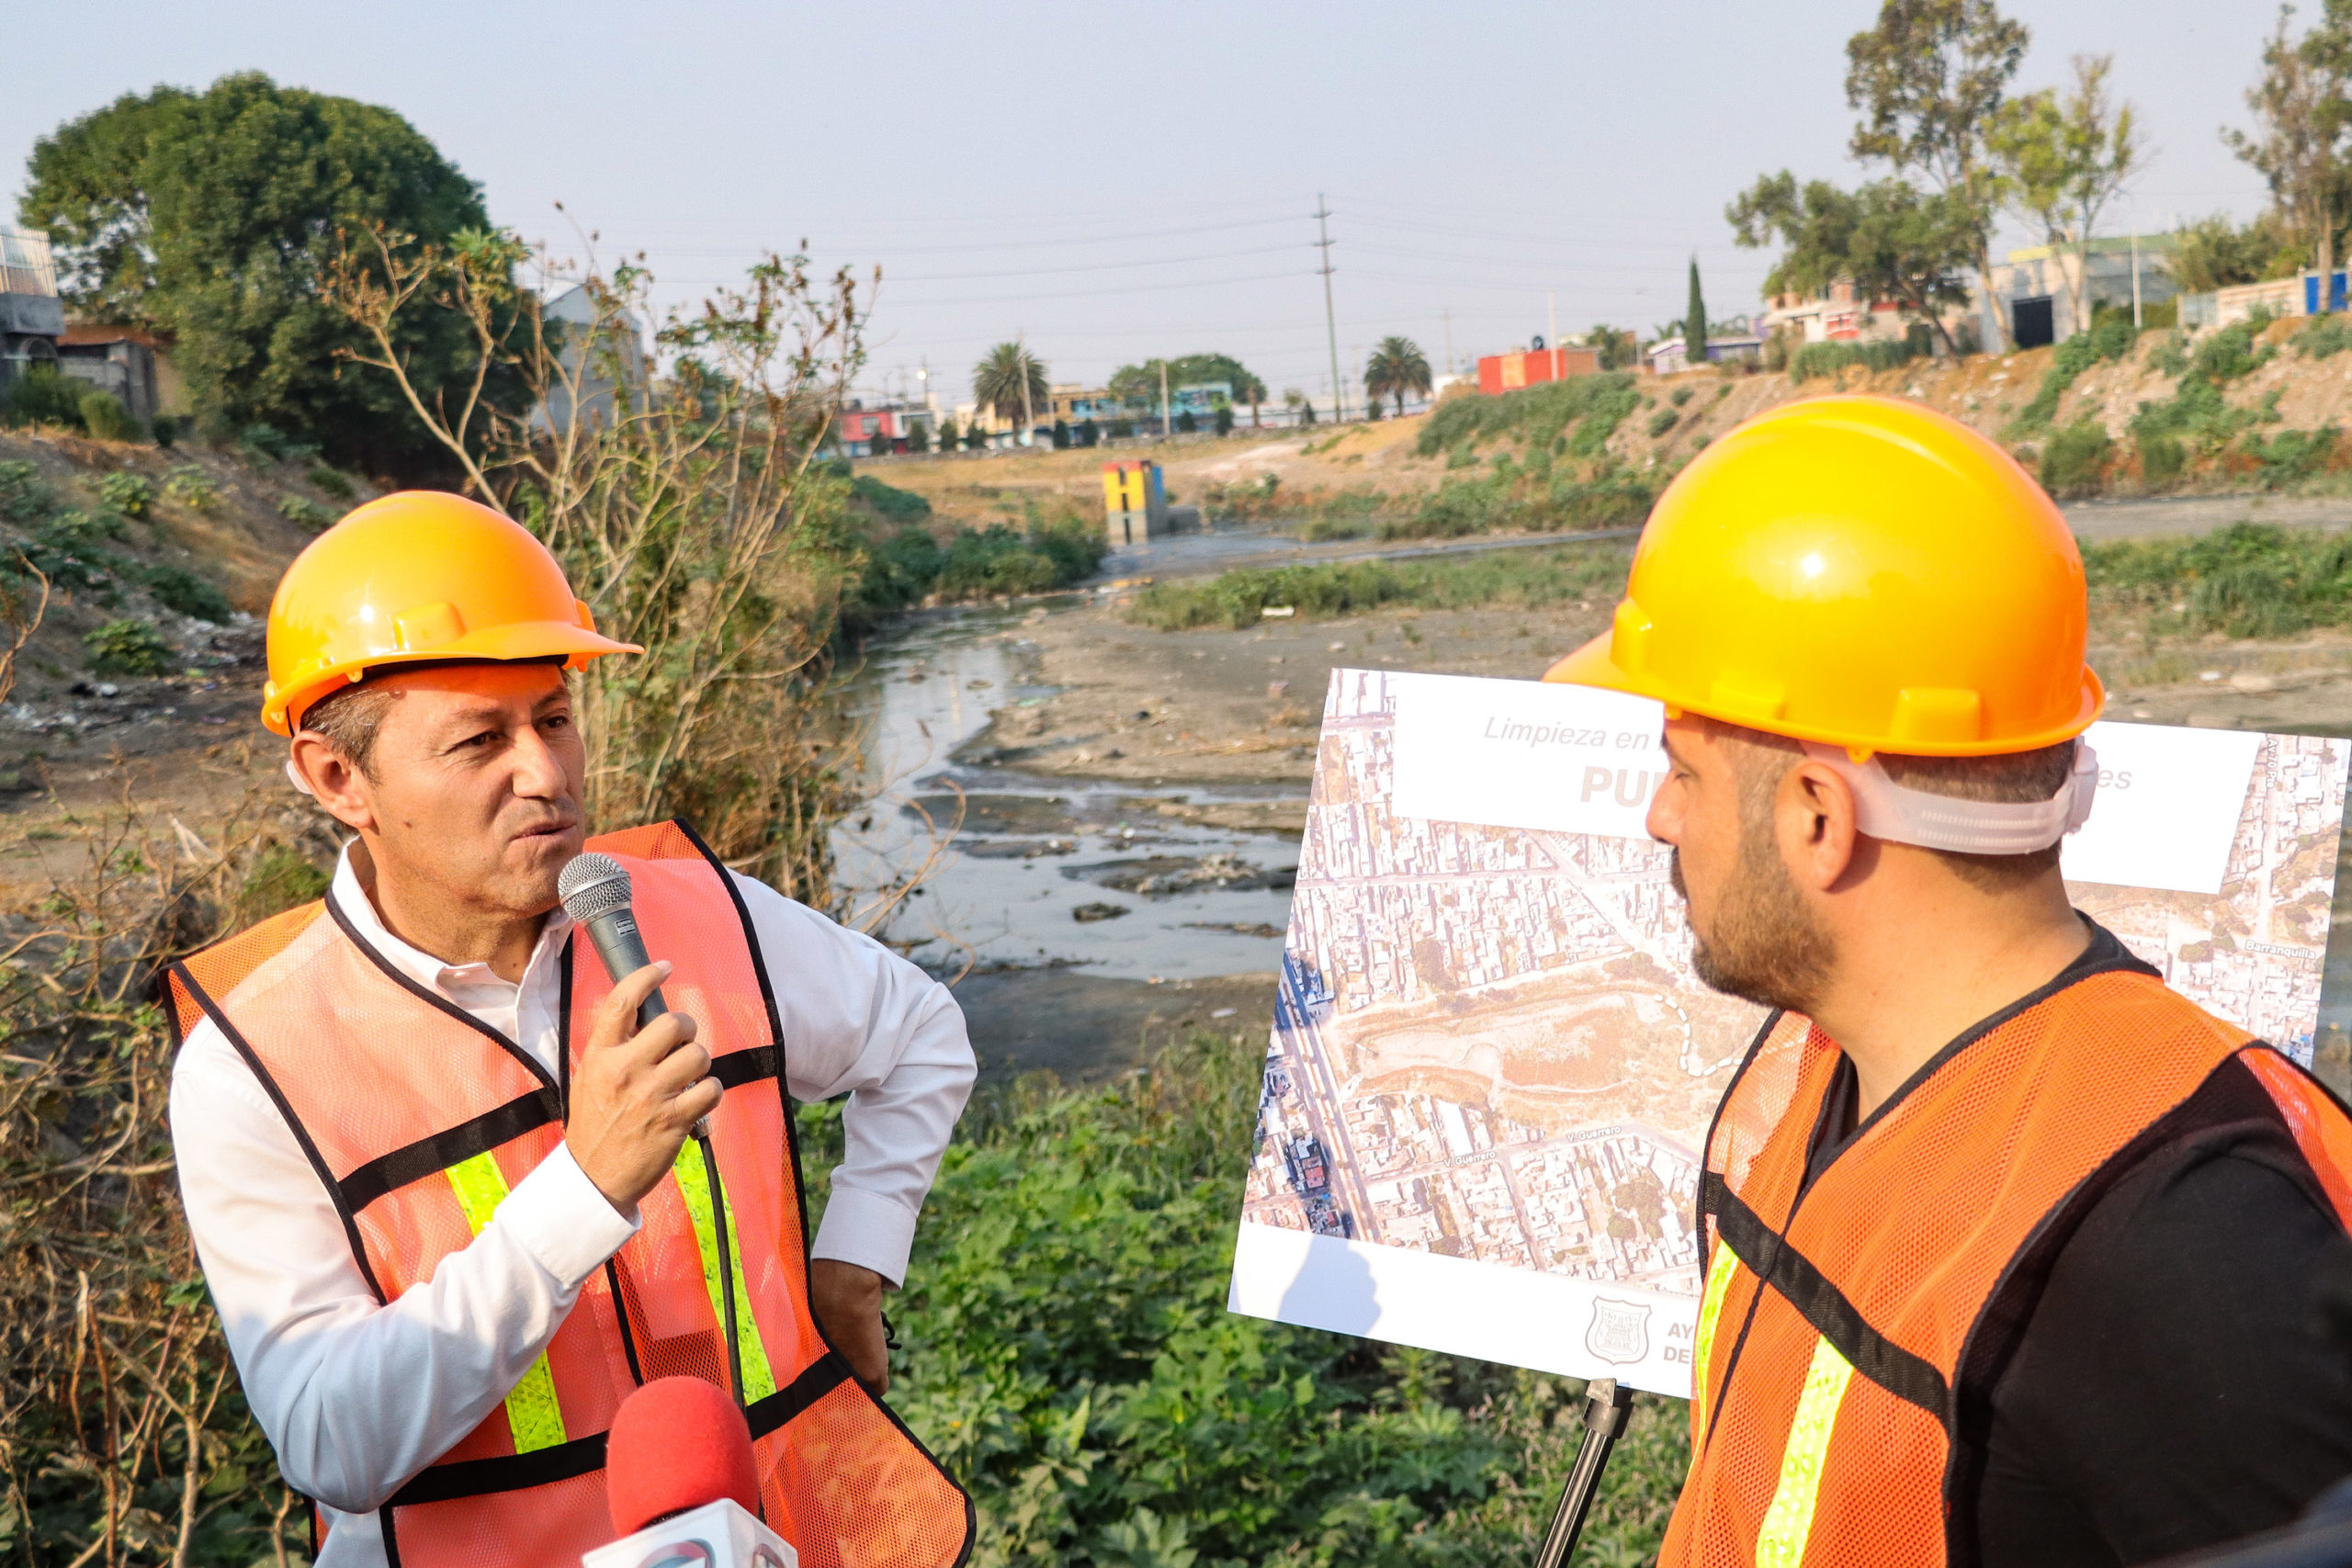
[1018,334,1035,447]
[1443,307,1454,374]
[1547,290,1557,351]
[1316,194,1344,423]
[1160,359,1171,439]
[2131,231,2143,329]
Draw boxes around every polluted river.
[829,595,1305,1081]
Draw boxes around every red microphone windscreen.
[605,1377,759,1536]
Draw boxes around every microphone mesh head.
[606,1377,758,1535]
[558,852,632,920]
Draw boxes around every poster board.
[1227,670,2350,1397]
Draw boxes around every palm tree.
[1363,336,1434,417]
[972,341,1049,441]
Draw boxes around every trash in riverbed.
[1071,902,1129,922]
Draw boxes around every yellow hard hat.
[1544,394,2101,757]
[261,491,640,737]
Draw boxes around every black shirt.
[1797,924,2352,1567]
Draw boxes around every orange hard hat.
[261,491,639,737]
[1544,394,2101,757]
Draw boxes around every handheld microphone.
[587,1378,796,1568]
[559,853,668,1031]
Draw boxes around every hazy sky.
[4,1,2289,412]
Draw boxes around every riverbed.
[828,598,1306,1081]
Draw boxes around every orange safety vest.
[166,820,973,1568]
[1666,961,2352,1568]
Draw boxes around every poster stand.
[1532,1379,1634,1568]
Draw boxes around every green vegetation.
[84,617,172,674]
[851,499,1108,622]
[306,462,357,501]
[1364,336,1434,418]
[277,493,334,529]
[838,1032,1685,1568]
[852,471,935,525]
[2005,311,2139,436]
[2297,314,2352,359]
[2036,418,2113,498]
[0,367,89,430]
[2084,523,2352,638]
[1646,408,1679,438]
[1786,339,1919,382]
[2127,314,2276,458]
[1126,540,1634,631]
[163,465,220,513]
[79,390,138,442]
[96,471,154,519]
[1416,373,1641,461]
[141,562,234,623]
[20,73,500,478]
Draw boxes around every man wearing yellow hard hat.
[1547,396,2352,1565]
[165,493,975,1568]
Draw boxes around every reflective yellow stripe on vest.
[444,1153,569,1452]
[1755,1335,1854,1568]
[672,1141,779,1402]
[1690,1242,1742,1456]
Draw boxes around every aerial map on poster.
[1227,669,2350,1398]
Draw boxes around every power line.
[869,267,1317,308]
[886,242,1309,284]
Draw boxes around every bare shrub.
[325,230,876,902]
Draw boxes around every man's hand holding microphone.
[557,852,897,1397]
[565,957,718,1217]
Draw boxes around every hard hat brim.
[1542,630,2104,758]
[265,620,642,737]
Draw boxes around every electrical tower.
[1316,195,1343,423]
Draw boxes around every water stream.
[829,597,1304,984]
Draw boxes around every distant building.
[1762,282,1940,349]
[1985,235,2177,347]
[57,325,175,423]
[0,226,65,396]
[838,400,938,457]
[530,284,647,434]
[1645,332,1765,376]
[1475,345,1600,395]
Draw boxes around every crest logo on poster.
[1585,1299,1651,1365]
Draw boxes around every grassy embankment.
[1202,377,1658,545]
[804,1032,1689,1568]
[1129,519,2352,647]
[839,468,1106,626]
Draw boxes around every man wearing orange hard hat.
[1546,396,2352,1565]
[166,492,975,1568]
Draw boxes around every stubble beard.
[1671,824,1836,1016]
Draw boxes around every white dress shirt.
[169,846,975,1566]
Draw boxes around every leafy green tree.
[1844,0,2030,350]
[1685,258,1709,367]
[1584,324,1639,370]
[1729,174,1977,354]
[936,415,958,452]
[1111,353,1266,424]
[1988,54,2143,334]
[972,341,1047,434]
[1363,335,1433,415]
[904,419,931,455]
[2172,211,2305,290]
[19,73,499,476]
[1051,417,1071,449]
[2227,3,2352,300]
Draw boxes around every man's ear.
[1781,758,1862,892]
[289,734,377,835]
